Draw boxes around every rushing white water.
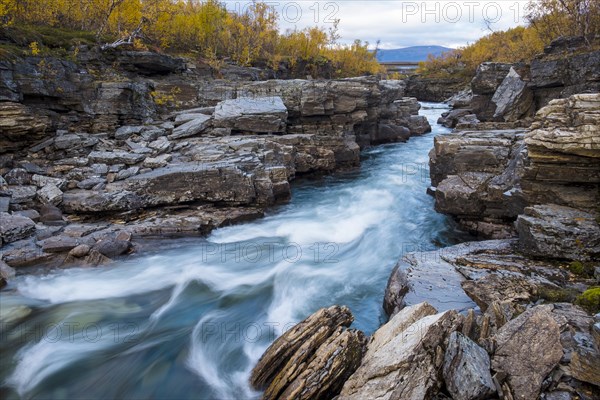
[0,103,471,399]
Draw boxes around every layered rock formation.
[0,49,431,280]
[430,93,600,244]
[251,298,600,400]
[382,240,600,398]
[434,37,600,128]
[249,305,365,400]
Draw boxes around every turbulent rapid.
[0,103,470,400]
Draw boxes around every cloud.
[225,0,531,49]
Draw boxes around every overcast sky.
[225,1,532,49]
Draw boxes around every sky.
[224,0,532,49]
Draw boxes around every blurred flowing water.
[0,103,471,399]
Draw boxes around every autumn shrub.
[0,0,382,78]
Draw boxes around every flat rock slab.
[214,97,287,133]
[169,114,211,139]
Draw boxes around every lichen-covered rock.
[491,306,563,400]
[339,306,462,400]
[443,331,496,400]
[516,204,600,261]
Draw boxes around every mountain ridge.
[375,45,453,62]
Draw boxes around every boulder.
[250,305,353,390]
[268,327,366,400]
[492,67,534,122]
[114,125,143,140]
[0,212,36,244]
[339,306,462,400]
[37,183,63,205]
[142,154,172,169]
[213,97,287,133]
[491,306,563,400]
[516,204,600,261]
[443,331,496,400]
[169,114,211,139]
[39,204,63,223]
[92,238,131,258]
[382,263,410,316]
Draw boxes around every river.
[0,102,471,400]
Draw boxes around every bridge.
[378,61,420,74]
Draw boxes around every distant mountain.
[375,46,453,62]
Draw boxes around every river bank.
[0,102,468,399]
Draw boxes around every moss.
[537,287,577,303]
[568,261,594,278]
[575,287,600,314]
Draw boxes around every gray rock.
[39,204,63,223]
[516,204,600,261]
[31,174,67,190]
[92,239,131,258]
[91,163,109,175]
[492,67,534,122]
[213,97,287,133]
[41,235,79,253]
[0,259,16,280]
[383,263,410,316]
[53,133,98,150]
[250,305,354,390]
[77,177,106,190]
[148,137,171,153]
[0,212,36,244]
[174,113,210,126]
[339,306,462,400]
[140,127,164,141]
[12,209,40,222]
[37,183,63,205]
[274,328,365,400]
[116,166,140,181]
[115,125,143,140]
[142,154,172,169]
[169,115,211,139]
[89,151,145,165]
[0,196,9,212]
[437,108,472,128]
[491,306,563,400]
[68,244,91,258]
[4,168,30,185]
[8,185,37,204]
[443,331,496,400]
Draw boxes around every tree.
[526,0,600,45]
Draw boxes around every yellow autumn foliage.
[1,0,383,78]
[418,0,599,78]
